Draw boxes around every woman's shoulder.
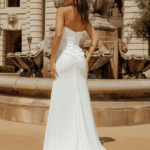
[57,6,73,17]
[57,6,72,12]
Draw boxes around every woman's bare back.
[63,6,86,32]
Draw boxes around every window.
[8,0,20,7]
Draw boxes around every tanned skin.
[50,0,99,79]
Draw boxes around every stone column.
[21,0,26,9]
[30,0,43,54]
[45,0,57,37]
[0,0,5,9]
[0,29,5,65]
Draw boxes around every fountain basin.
[0,76,150,127]
[0,76,150,98]
[0,94,150,127]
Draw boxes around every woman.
[43,0,106,150]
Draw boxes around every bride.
[43,0,106,150]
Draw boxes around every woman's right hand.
[50,62,58,80]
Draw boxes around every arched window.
[8,0,20,7]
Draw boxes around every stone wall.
[123,0,148,55]
[0,0,5,9]
[0,0,45,66]
[0,30,5,65]
[0,0,150,77]
[122,0,150,77]
[45,0,57,37]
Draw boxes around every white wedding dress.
[43,26,106,150]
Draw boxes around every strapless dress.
[43,26,106,150]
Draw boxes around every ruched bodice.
[58,26,85,58]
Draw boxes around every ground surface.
[0,119,150,150]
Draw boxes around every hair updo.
[73,0,90,24]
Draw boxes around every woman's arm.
[49,7,64,79]
[50,7,65,63]
[85,22,99,62]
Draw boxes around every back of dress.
[58,26,85,59]
[43,7,106,150]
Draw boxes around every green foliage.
[0,66,15,73]
[130,0,150,40]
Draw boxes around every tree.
[130,0,150,55]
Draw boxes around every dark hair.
[73,0,90,24]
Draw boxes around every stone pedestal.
[0,94,150,127]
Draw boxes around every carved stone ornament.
[6,41,44,78]
[7,13,18,25]
[52,0,116,31]
[53,0,69,8]
[53,0,111,14]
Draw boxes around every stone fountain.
[6,0,150,79]
[116,39,150,79]
[1,0,150,127]
[6,41,44,77]
[5,0,122,80]
[44,0,119,79]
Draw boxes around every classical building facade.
[0,0,149,76]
